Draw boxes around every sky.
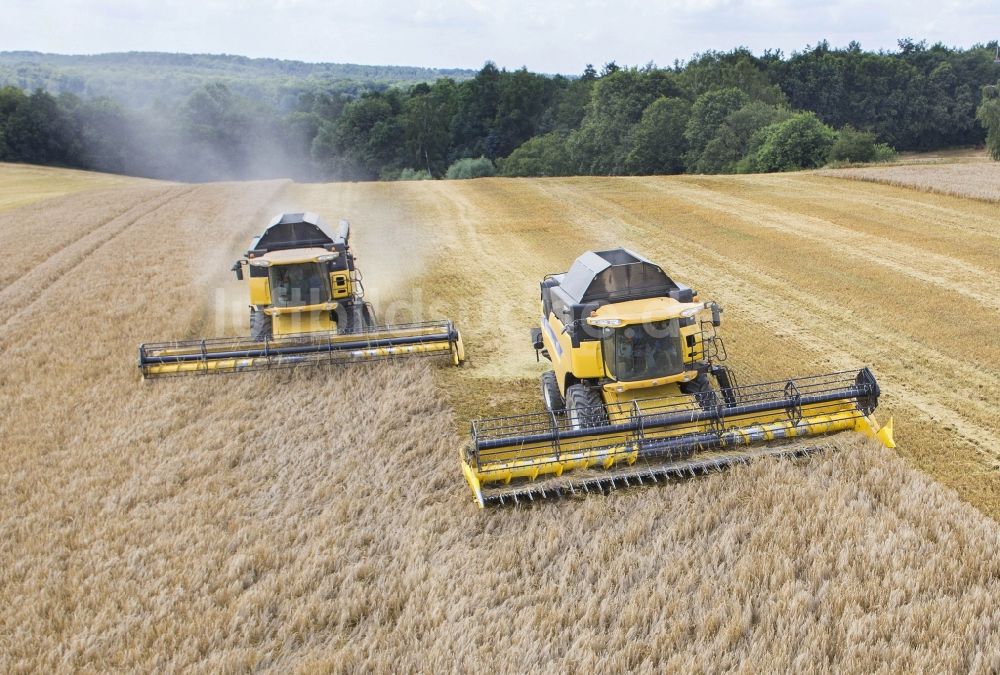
[3,0,997,73]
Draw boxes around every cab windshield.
[269,263,331,307]
[603,320,683,382]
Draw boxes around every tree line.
[0,51,476,110]
[2,40,999,182]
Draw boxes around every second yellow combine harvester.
[461,248,894,507]
[139,212,464,377]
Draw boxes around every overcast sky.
[3,0,996,73]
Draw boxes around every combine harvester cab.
[139,212,464,377]
[461,248,894,507]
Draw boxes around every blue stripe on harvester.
[542,317,562,356]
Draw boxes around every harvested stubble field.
[1,163,999,671]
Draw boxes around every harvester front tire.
[566,384,608,429]
[541,371,565,414]
[682,373,718,410]
[359,304,376,330]
[340,304,376,334]
[250,310,272,340]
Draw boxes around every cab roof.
[248,212,347,255]
[559,248,680,304]
[253,247,335,265]
[589,297,704,325]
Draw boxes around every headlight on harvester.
[249,258,271,267]
[587,317,623,327]
[680,307,700,318]
[316,253,339,262]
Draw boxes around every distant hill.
[0,51,476,108]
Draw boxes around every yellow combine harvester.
[139,212,464,377]
[461,248,894,507]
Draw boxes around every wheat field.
[1,163,999,671]
[0,163,151,212]
[818,150,1000,202]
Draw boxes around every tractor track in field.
[754,174,1000,242]
[0,186,168,292]
[535,180,1000,465]
[410,179,608,381]
[641,180,1000,312]
[0,185,197,339]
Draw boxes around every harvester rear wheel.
[566,384,608,429]
[541,371,565,414]
[250,310,272,340]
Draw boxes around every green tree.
[64,95,131,173]
[623,97,690,174]
[499,132,573,176]
[0,86,29,161]
[568,67,682,174]
[450,63,502,159]
[445,156,495,179]
[180,82,255,178]
[828,125,879,163]
[741,112,836,172]
[769,42,997,150]
[317,92,404,179]
[0,87,75,165]
[677,49,786,104]
[402,80,456,175]
[692,101,791,173]
[492,68,562,158]
[550,69,597,131]
[977,81,1000,160]
[683,88,749,171]
[396,168,433,180]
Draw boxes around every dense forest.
[0,52,475,108]
[1,41,999,182]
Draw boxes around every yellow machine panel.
[249,277,271,305]
[330,271,352,299]
[273,311,335,335]
[543,314,606,392]
[572,340,605,379]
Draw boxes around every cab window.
[268,263,330,307]
[603,319,683,381]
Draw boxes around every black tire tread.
[339,303,376,334]
[681,372,719,410]
[541,371,565,414]
[250,310,272,340]
[566,384,608,429]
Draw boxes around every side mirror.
[232,261,244,281]
[711,303,722,327]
